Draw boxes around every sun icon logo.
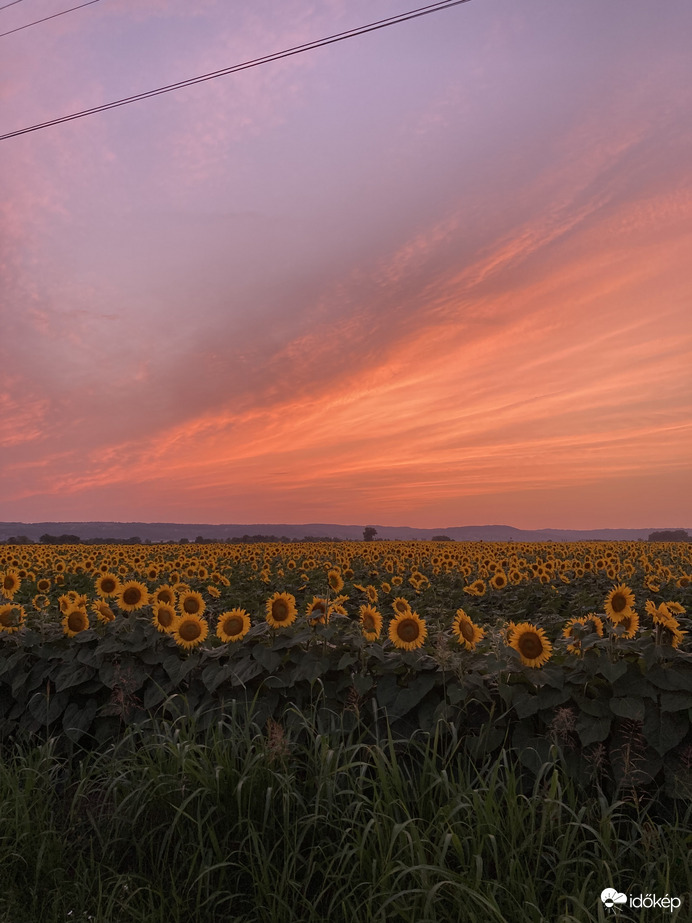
[601,888,627,909]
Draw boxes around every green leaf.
[576,714,612,746]
[293,655,331,684]
[646,664,692,692]
[53,661,96,693]
[596,659,628,683]
[609,696,645,721]
[536,686,570,709]
[377,673,436,719]
[338,652,358,670]
[660,691,692,712]
[28,689,69,725]
[143,681,168,710]
[62,699,98,743]
[252,645,283,673]
[230,658,264,686]
[643,705,689,756]
[201,662,237,695]
[351,673,373,696]
[513,691,540,718]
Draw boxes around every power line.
[0,0,31,11]
[1,0,471,141]
[0,0,100,38]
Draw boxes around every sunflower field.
[1,539,691,798]
[1,539,692,922]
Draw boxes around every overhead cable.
[0,0,100,39]
[0,0,31,12]
[1,0,471,141]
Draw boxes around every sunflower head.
[604,584,635,623]
[0,603,25,633]
[118,581,149,612]
[327,569,344,593]
[216,609,251,643]
[178,590,206,618]
[359,604,382,641]
[388,610,427,651]
[265,592,297,629]
[613,611,639,640]
[509,622,552,668]
[391,596,412,616]
[62,606,90,637]
[1,571,21,598]
[152,603,179,633]
[463,580,486,597]
[173,613,209,650]
[92,601,116,624]
[645,600,677,628]
[489,571,508,591]
[95,573,120,598]
[152,584,176,606]
[452,608,484,651]
[306,597,329,626]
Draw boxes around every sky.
[1,0,691,530]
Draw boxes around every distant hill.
[1,521,690,543]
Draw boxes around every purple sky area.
[2,0,691,528]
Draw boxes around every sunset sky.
[2,0,691,530]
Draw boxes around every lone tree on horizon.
[363,526,377,541]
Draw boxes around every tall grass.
[0,701,689,923]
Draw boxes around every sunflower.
[388,610,427,651]
[206,585,221,599]
[365,585,378,603]
[118,581,149,612]
[489,571,508,591]
[644,600,677,628]
[178,590,206,618]
[583,613,605,637]
[0,603,25,632]
[92,601,116,623]
[665,601,686,615]
[152,584,176,606]
[562,614,604,653]
[36,577,51,593]
[604,584,635,623]
[509,622,552,668]
[452,609,484,651]
[359,604,382,641]
[152,603,179,633]
[306,597,329,626]
[327,569,344,593]
[1,570,21,598]
[614,611,639,639]
[660,622,686,649]
[391,596,412,616]
[62,606,89,637]
[463,580,486,597]
[265,592,297,629]
[172,613,209,650]
[216,609,251,642]
[95,573,120,598]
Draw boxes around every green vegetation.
[1,702,690,923]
